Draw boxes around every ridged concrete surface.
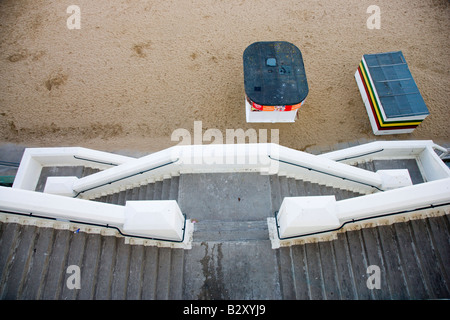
[1,212,449,299]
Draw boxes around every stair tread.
[169,176,179,200]
[153,181,163,200]
[161,179,171,200]
[145,183,155,200]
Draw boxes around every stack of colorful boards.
[355,51,429,135]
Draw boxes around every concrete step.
[287,178,299,197]
[161,178,171,200]
[155,247,171,299]
[278,176,289,200]
[270,175,283,214]
[169,176,179,200]
[138,184,147,200]
[116,190,127,205]
[131,186,140,200]
[155,247,185,299]
[298,180,313,196]
[153,180,163,200]
[145,182,154,200]
[168,248,185,299]
[276,246,296,299]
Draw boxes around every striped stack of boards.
[355,51,429,135]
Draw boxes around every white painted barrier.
[273,144,411,192]
[0,186,125,226]
[71,144,279,199]
[44,176,79,197]
[320,140,434,163]
[14,142,441,199]
[418,145,450,181]
[320,140,450,182]
[124,200,185,240]
[13,147,134,191]
[277,196,340,238]
[335,177,450,222]
[271,177,450,248]
[0,186,191,247]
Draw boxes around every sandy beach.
[0,0,449,154]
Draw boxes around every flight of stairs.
[0,220,186,299]
[88,172,363,243]
[92,176,179,204]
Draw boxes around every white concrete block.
[377,169,412,190]
[277,196,340,238]
[123,200,185,241]
[44,176,78,197]
[0,185,125,225]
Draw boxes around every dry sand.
[0,0,449,155]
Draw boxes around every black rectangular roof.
[243,41,308,106]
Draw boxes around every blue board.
[363,51,429,119]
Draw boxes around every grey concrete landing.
[178,173,273,242]
[177,172,362,242]
[178,173,272,221]
[36,166,100,192]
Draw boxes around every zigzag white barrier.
[45,143,415,199]
[0,186,193,249]
[14,142,448,198]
